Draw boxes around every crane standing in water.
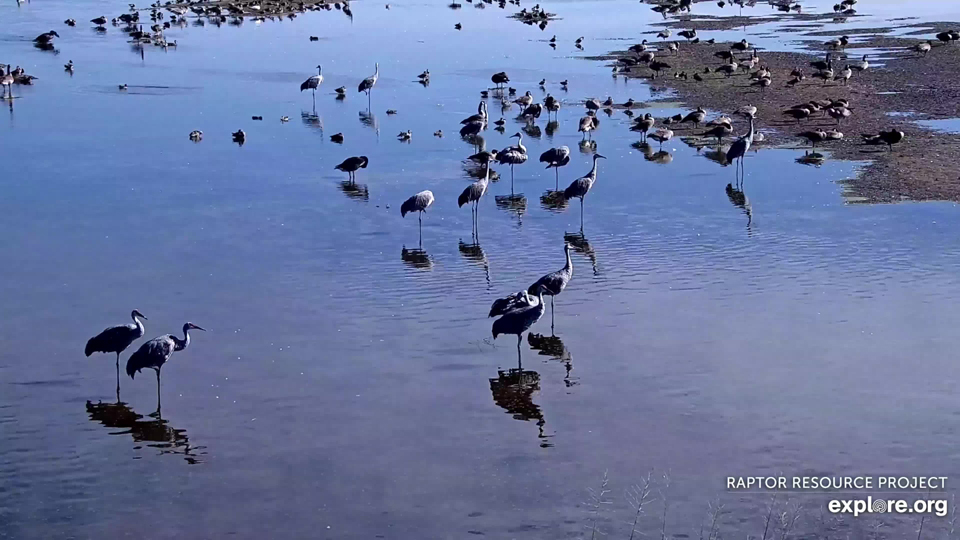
[86,310,148,398]
[563,154,606,230]
[528,243,573,333]
[539,146,570,191]
[358,63,379,107]
[126,322,205,413]
[726,115,755,187]
[401,190,435,245]
[458,162,491,236]
[300,65,323,104]
[492,289,545,366]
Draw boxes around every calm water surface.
[2,0,960,538]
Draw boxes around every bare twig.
[586,470,612,540]
[626,472,654,540]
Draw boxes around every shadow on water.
[578,139,597,155]
[488,367,551,447]
[725,183,753,229]
[338,180,369,201]
[645,150,673,165]
[545,120,558,139]
[458,240,490,286]
[359,110,379,136]
[300,110,322,131]
[528,332,577,388]
[85,400,204,464]
[495,194,526,223]
[563,231,599,276]
[796,150,827,167]
[401,246,433,270]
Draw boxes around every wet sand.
[592,21,960,203]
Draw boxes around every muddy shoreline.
[591,20,960,203]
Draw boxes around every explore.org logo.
[828,496,948,517]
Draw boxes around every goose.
[810,53,832,73]
[91,16,108,25]
[680,106,706,128]
[706,115,733,129]
[189,130,203,141]
[602,96,614,107]
[826,35,849,50]
[678,29,697,40]
[830,98,850,108]
[538,78,546,87]
[65,19,77,26]
[914,41,932,56]
[631,113,656,141]
[730,39,749,52]
[862,129,904,151]
[0,65,13,98]
[520,103,542,119]
[585,98,601,111]
[454,22,462,29]
[790,67,803,77]
[232,129,246,143]
[814,65,834,85]
[649,60,671,77]
[578,115,599,139]
[335,156,369,182]
[418,69,430,81]
[64,60,74,72]
[629,40,649,54]
[852,54,869,74]
[434,130,443,137]
[560,80,568,88]
[667,42,680,55]
[543,94,560,118]
[798,128,827,147]
[549,35,556,43]
[782,106,811,124]
[118,84,128,90]
[491,71,510,88]
[693,72,704,81]
[638,50,655,63]
[397,130,412,141]
[827,106,851,124]
[34,30,60,44]
[834,65,852,84]
[575,36,584,45]
[461,100,488,124]
[714,50,734,61]
[737,105,757,118]
[648,127,674,149]
[701,124,734,143]
[513,91,534,108]
[751,76,771,92]
[281,116,289,122]
[787,72,804,86]
[657,29,671,40]
[469,149,499,164]
[716,60,739,77]
[623,98,635,108]
[935,31,955,44]
[335,86,346,97]
[824,130,843,140]
[330,133,344,143]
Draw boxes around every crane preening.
[492,288,545,367]
[126,323,205,413]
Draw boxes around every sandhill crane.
[300,65,323,101]
[497,132,528,193]
[528,243,573,332]
[401,190,435,243]
[491,71,509,88]
[564,154,606,230]
[540,146,570,190]
[578,115,599,140]
[358,63,379,106]
[862,129,904,151]
[681,106,706,128]
[726,115,755,185]
[459,162,491,234]
[86,310,148,395]
[492,288,545,362]
[649,127,673,149]
[489,290,538,318]
[335,156,368,182]
[126,323,205,412]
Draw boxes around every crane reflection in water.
[488,367,552,448]
[85,400,204,464]
[401,246,433,270]
[563,231,599,276]
[458,239,490,286]
[528,332,577,388]
[725,183,753,230]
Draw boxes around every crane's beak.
[190,324,206,331]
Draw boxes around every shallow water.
[2,0,960,538]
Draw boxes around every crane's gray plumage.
[496,132,528,193]
[126,322,205,410]
[528,243,573,331]
[564,154,606,229]
[726,116,755,185]
[489,290,538,318]
[335,156,369,181]
[401,190,435,243]
[492,289,545,352]
[86,310,147,364]
[540,146,570,190]
[459,162,490,209]
[300,65,323,95]
[358,63,379,94]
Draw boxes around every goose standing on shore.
[563,154,606,230]
[680,106,706,128]
[528,243,573,333]
[862,129,904,151]
[300,65,323,104]
[358,62,379,106]
[853,54,869,75]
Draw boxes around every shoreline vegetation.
[588,15,960,203]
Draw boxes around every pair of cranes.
[85,311,204,411]
[300,63,379,105]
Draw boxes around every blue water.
[2,0,960,538]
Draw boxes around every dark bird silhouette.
[862,129,904,151]
[539,146,570,190]
[126,323,205,411]
[491,71,510,88]
[335,156,369,182]
[528,243,573,333]
[86,310,148,397]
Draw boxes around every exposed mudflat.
[593,27,960,203]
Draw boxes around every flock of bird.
[13,0,952,396]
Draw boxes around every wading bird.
[491,71,510,88]
[459,161,491,235]
[358,63,379,106]
[401,190,435,244]
[492,288,545,364]
[528,243,573,333]
[86,310,148,396]
[726,115,755,185]
[578,115,599,140]
[540,146,570,190]
[126,323,205,412]
[336,156,369,182]
[489,290,538,318]
[497,132,528,193]
[649,127,674,149]
[564,154,605,230]
[1,65,14,99]
[300,65,323,102]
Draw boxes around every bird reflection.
[725,183,753,229]
[339,180,369,201]
[632,140,654,158]
[702,144,732,167]
[645,150,673,164]
[463,163,500,182]
[459,240,490,286]
[521,123,541,139]
[578,139,597,154]
[539,189,568,212]
[463,134,485,153]
[545,120,559,138]
[489,368,551,447]
[401,246,433,270]
[359,109,379,136]
[301,110,322,131]
[495,194,526,223]
[796,150,826,167]
[563,231,599,275]
[528,332,577,387]
[85,400,203,464]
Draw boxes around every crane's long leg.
[155,369,162,415]
[551,296,555,335]
[510,165,515,194]
[555,167,559,191]
[418,212,423,247]
[580,197,584,231]
[115,352,121,402]
[516,334,522,369]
